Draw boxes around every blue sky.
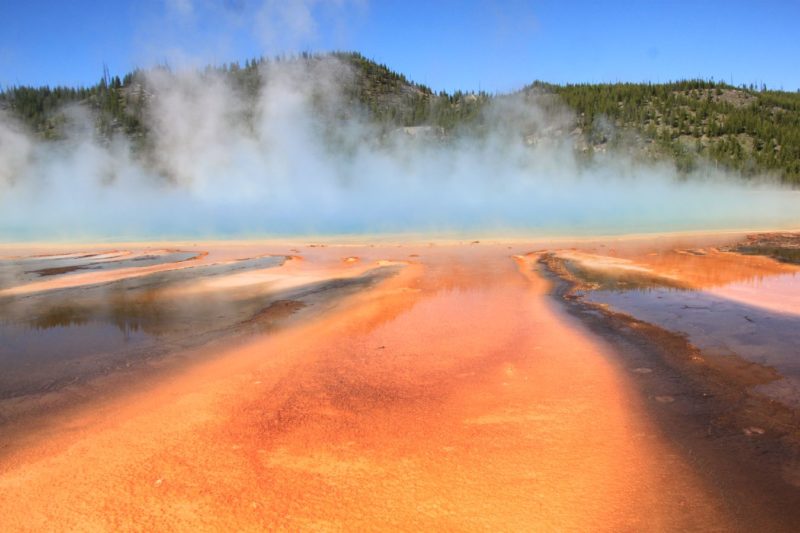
[1,0,798,93]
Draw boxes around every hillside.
[2,52,799,183]
[547,81,800,180]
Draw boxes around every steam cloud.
[1,56,798,241]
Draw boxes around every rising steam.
[1,56,798,241]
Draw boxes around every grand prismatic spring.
[3,2,800,531]
[1,233,800,530]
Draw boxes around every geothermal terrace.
[1,233,799,530]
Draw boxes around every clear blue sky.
[1,0,798,93]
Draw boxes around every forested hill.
[2,51,799,183]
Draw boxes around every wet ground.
[0,249,200,289]
[586,278,800,407]
[547,241,800,410]
[1,235,800,530]
[0,245,401,418]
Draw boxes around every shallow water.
[0,252,289,399]
[0,248,402,402]
[708,272,800,315]
[586,273,800,406]
[0,321,155,399]
[0,250,200,289]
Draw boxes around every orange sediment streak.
[0,245,728,530]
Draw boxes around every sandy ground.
[0,243,736,530]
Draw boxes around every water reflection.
[585,273,800,407]
[0,253,288,398]
[0,250,201,289]
[562,258,689,292]
[0,321,155,399]
[0,249,399,401]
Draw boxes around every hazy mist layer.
[1,57,798,241]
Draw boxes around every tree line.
[2,53,798,182]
